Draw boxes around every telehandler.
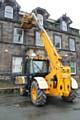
[16,8,78,106]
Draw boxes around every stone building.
[0,0,80,85]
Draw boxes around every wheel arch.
[34,77,48,89]
[71,77,78,89]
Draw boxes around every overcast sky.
[17,0,80,29]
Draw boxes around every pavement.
[0,87,80,120]
[0,95,80,120]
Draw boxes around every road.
[0,95,80,120]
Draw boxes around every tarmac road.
[0,95,80,120]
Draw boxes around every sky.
[17,0,80,29]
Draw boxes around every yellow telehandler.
[16,8,78,106]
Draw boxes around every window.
[54,35,61,49]
[0,0,4,3]
[37,14,43,26]
[4,6,13,19]
[61,21,67,31]
[70,61,76,74]
[35,31,44,46]
[69,38,75,51]
[13,28,24,44]
[30,60,48,74]
[77,59,80,74]
[12,57,22,73]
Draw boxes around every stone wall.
[0,19,80,83]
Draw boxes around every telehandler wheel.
[62,89,76,102]
[31,81,47,106]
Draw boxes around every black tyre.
[31,81,47,106]
[62,90,76,102]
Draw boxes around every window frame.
[12,56,23,74]
[69,37,76,51]
[35,31,44,46]
[4,6,13,19]
[70,61,76,75]
[61,20,67,31]
[37,14,43,26]
[53,34,62,49]
[13,27,24,44]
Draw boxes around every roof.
[32,7,50,19]
[56,14,72,25]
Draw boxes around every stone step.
[0,87,19,94]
